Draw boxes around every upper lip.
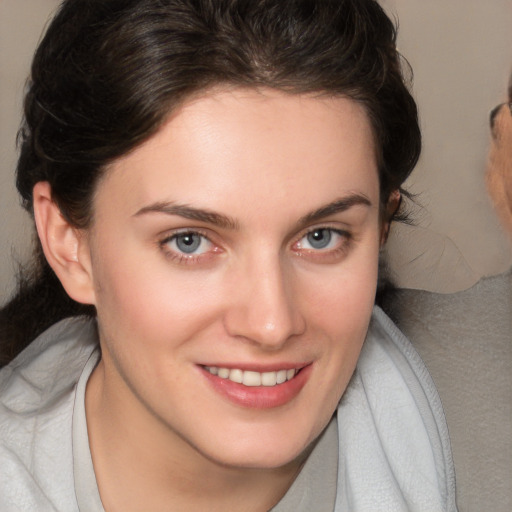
[198,362,311,372]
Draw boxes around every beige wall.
[1,0,511,303]
[382,0,512,291]
[1,0,62,302]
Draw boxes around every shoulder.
[384,267,512,337]
[380,267,512,420]
[358,306,452,441]
[0,316,99,413]
[381,268,512,511]
[334,306,457,511]
[0,316,99,511]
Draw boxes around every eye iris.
[307,229,332,249]
[176,233,201,253]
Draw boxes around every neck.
[85,359,304,512]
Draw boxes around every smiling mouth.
[203,366,298,387]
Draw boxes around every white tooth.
[276,370,287,384]
[229,369,243,384]
[243,371,262,387]
[211,367,296,386]
[286,369,296,381]
[218,368,230,379]
[261,371,277,387]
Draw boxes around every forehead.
[95,88,379,222]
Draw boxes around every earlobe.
[33,181,96,305]
[380,189,401,246]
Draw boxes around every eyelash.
[158,227,352,265]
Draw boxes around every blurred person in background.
[384,72,512,512]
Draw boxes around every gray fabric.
[73,350,104,511]
[270,418,338,512]
[384,267,512,512]
[335,308,457,512]
[0,317,98,511]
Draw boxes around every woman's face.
[85,88,382,469]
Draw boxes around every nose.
[490,103,503,133]
[224,257,306,350]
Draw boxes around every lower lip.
[200,365,312,409]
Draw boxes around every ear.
[33,181,96,305]
[380,189,401,246]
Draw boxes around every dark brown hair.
[1,0,421,364]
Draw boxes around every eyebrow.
[134,193,371,230]
[298,194,372,226]
[134,202,239,230]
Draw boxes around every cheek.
[90,238,223,351]
[298,253,378,434]
[301,239,380,356]
[307,236,380,309]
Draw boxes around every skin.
[36,88,388,511]
[486,94,512,235]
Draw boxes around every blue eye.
[165,232,212,255]
[306,229,332,249]
[298,228,345,251]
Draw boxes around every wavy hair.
[1,0,421,364]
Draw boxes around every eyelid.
[293,224,351,244]
[159,227,211,245]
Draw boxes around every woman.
[0,1,456,510]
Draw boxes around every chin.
[207,444,309,471]
[193,416,325,471]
